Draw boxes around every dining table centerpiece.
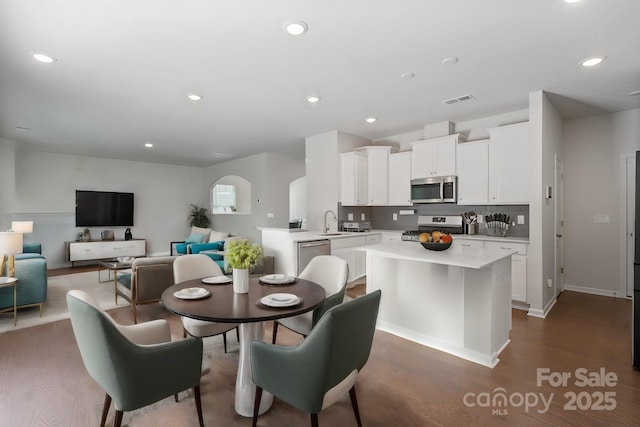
[226,240,264,293]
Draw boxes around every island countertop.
[357,241,517,269]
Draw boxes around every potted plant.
[188,204,210,228]
[226,240,263,293]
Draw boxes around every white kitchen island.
[361,241,516,368]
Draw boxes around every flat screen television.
[75,190,134,227]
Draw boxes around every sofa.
[171,227,247,270]
[0,245,48,315]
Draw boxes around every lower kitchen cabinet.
[457,238,528,304]
[330,233,381,284]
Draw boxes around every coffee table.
[98,260,132,302]
[0,277,19,325]
[161,276,326,417]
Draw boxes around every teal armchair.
[251,289,381,427]
[66,290,204,427]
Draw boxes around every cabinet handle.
[499,246,512,250]
[461,244,472,247]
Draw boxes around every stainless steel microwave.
[410,176,457,203]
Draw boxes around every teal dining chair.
[66,290,204,427]
[251,289,381,427]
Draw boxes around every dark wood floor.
[1,267,639,426]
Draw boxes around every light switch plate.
[393,213,398,221]
[361,213,366,220]
[594,214,610,223]
[348,213,354,221]
[517,215,525,224]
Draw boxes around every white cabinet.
[454,238,484,249]
[355,146,396,205]
[381,232,403,242]
[340,152,368,206]
[410,134,462,179]
[488,122,531,204]
[484,241,528,302]
[388,151,412,206]
[331,235,368,283]
[456,139,489,205]
[68,239,146,264]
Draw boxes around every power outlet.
[517,215,525,225]
[393,213,398,221]
[361,213,366,220]
[267,213,274,218]
[547,278,553,288]
[348,213,354,221]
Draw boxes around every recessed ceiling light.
[441,57,459,65]
[365,117,377,124]
[564,0,581,3]
[400,72,415,80]
[32,53,56,63]
[144,142,154,148]
[283,20,308,36]
[187,93,203,101]
[580,56,606,67]
[628,89,640,96]
[306,95,320,103]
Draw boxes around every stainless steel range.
[401,215,464,241]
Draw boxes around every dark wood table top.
[161,276,326,323]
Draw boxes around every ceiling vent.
[442,94,475,105]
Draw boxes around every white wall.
[202,152,305,243]
[563,108,640,297]
[305,130,371,231]
[6,147,205,268]
[0,139,16,228]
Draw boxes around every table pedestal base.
[235,322,273,417]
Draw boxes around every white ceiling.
[1,0,639,167]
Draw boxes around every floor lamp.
[0,231,23,277]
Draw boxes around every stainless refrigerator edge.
[634,151,640,368]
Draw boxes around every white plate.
[260,274,296,285]
[260,293,301,307]
[202,276,232,284]
[174,287,211,300]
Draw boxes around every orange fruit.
[441,234,453,244]
[419,232,431,242]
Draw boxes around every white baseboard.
[563,284,621,298]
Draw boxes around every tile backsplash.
[338,203,529,238]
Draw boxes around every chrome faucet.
[323,210,337,233]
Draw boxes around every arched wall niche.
[211,175,251,214]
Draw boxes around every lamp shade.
[0,232,23,255]
[11,221,33,234]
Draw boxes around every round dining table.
[161,275,326,417]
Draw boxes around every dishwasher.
[296,239,331,275]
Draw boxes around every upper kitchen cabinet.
[340,151,368,206]
[456,139,490,205]
[355,146,397,205]
[410,134,464,179]
[488,122,532,204]
[457,122,532,205]
[388,151,412,206]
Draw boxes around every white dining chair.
[173,254,239,352]
[272,255,348,344]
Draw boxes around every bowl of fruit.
[418,231,453,251]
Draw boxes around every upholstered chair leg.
[174,392,179,402]
[113,410,124,427]
[183,328,187,338]
[349,386,362,427]
[271,320,279,344]
[194,385,204,427]
[252,386,263,427]
[222,331,228,353]
[132,303,138,324]
[100,393,111,427]
[310,413,319,427]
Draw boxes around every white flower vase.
[233,268,249,293]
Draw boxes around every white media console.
[67,239,146,265]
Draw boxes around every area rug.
[0,271,130,334]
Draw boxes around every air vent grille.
[442,94,475,105]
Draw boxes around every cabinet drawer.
[366,234,381,244]
[455,239,484,249]
[102,241,145,258]
[381,233,402,242]
[69,242,103,261]
[330,236,367,250]
[484,241,527,255]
